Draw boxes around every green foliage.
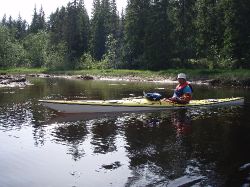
[29,6,46,33]
[0,26,27,67]
[15,15,28,40]
[90,0,119,61]
[222,0,250,68]
[170,0,196,64]
[48,7,67,45]
[77,53,96,69]
[46,42,68,70]
[23,31,49,67]
[102,34,118,68]
[65,0,89,62]
[144,0,173,69]
[1,0,250,70]
[48,0,90,68]
[123,0,150,69]
[76,52,110,70]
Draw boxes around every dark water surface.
[0,78,250,187]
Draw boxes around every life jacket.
[174,82,193,98]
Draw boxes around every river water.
[0,78,250,187]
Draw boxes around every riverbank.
[1,68,250,87]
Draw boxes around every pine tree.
[144,0,173,69]
[222,0,250,67]
[124,0,150,69]
[29,5,46,33]
[1,14,7,26]
[64,0,90,67]
[90,0,119,61]
[48,7,68,45]
[194,0,223,64]
[169,0,196,65]
[15,14,27,40]
[90,0,105,60]
[116,9,125,67]
[38,6,46,30]
[7,16,14,29]
[110,0,119,37]
[119,9,125,40]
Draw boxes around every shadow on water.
[0,77,250,186]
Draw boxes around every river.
[0,77,250,186]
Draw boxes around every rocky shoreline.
[0,75,32,88]
[1,73,250,88]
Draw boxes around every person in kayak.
[167,73,193,104]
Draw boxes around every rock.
[28,74,38,77]
[0,75,29,87]
[239,163,250,171]
[37,74,51,78]
[0,75,11,80]
[167,176,205,187]
[242,78,250,87]
[101,161,121,170]
[208,79,221,86]
[13,77,26,82]
[77,75,94,80]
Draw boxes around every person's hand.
[161,98,171,102]
[170,97,180,101]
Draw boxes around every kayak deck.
[39,97,244,113]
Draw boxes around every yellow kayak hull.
[39,97,244,113]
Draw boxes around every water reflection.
[90,118,118,154]
[50,122,88,161]
[171,109,192,136]
[121,111,195,186]
[0,77,250,186]
[35,106,248,186]
[0,102,33,131]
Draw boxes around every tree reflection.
[90,119,118,154]
[51,122,88,161]
[123,111,193,186]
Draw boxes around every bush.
[77,53,111,70]
[0,26,28,67]
[46,43,67,70]
[77,53,95,69]
[23,31,49,68]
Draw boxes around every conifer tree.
[222,0,250,67]
[1,14,7,26]
[90,0,105,60]
[15,14,27,40]
[169,0,196,65]
[124,0,150,69]
[48,7,67,45]
[194,0,223,63]
[29,5,46,33]
[64,0,90,67]
[144,0,173,69]
[90,0,119,61]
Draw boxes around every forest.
[0,0,250,71]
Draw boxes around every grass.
[0,67,47,74]
[1,67,250,81]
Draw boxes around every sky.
[0,0,127,23]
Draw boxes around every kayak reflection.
[45,112,117,124]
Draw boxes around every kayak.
[39,97,244,114]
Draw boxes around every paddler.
[166,73,193,104]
